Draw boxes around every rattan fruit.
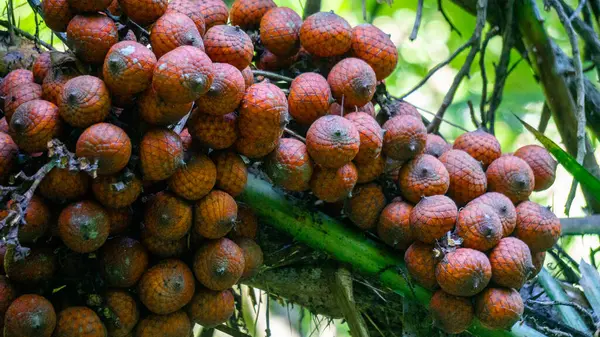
[455,203,503,251]
[453,129,502,169]
[186,288,235,327]
[514,201,561,252]
[439,149,487,206]
[435,248,491,297]
[4,246,56,285]
[0,276,16,328]
[306,115,360,168]
[410,195,458,244]
[195,63,245,116]
[4,294,55,337]
[150,11,204,59]
[10,99,62,154]
[138,259,195,314]
[76,123,132,175]
[39,167,90,202]
[345,183,386,230]
[256,49,296,71]
[0,69,34,99]
[188,111,238,149]
[92,172,142,209]
[67,14,118,64]
[1,195,50,243]
[398,154,449,204]
[66,0,111,12]
[355,154,385,183]
[429,290,474,334]
[404,242,439,290]
[486,155,535,204]
[54,307,106,337]
[475,287,524,330]
[230,204,258,239]
[235,133,282,159]
[135,310,191,337]
[32,52,51,84]
[168,153,217,201]
[467,192,517,237]
[331,101,377,117]
[42,70,75,105]
[138,88,193,126]
[194,190,238,239]
[41,0,74,32]
[193,237,245,290]
[265,138,314,192]
[0,132,17,183]
[260,7,302,57]
[144,192,192,240]
[328,58,377,108]
[425,134,451,158]
[168,0,207,36]
[234,237,264,278]
[119,0,168,26]
[345,112,383,164]
[531,251,546,278]
[514,144,557,191]
[310,162,358,203]
[211,151,248,197]
[287,72,332,125]
[230,0,277,30]
[198,0,230,29]
[489,237,534,289]
[383,115,427,161]
[300,11,352,57]
[4,82,43,122]
[140,227,188,258]
[139,128,184,181]
[59,75,111,128]
[204,25,254,70]
[99,236,149,288]
[377,200,414,250]
[239,82,288,141]
[58,200,110,253]
[104,290,139,337]
[351,23,398,81]
[103,41,157,97]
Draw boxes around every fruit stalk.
[239,173,545,337]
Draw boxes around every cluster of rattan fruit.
[0,0,562,335]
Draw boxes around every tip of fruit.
[107,55,124,74]
[11,117,26,133]
[190,75,208,93]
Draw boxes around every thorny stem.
[0,20,55,50]
[252,70,294,83]
[410,0,425,41]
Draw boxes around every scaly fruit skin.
[351,24,398,81]
[4,82,42,122]
[486,155,535,204]
[455,203,503,252]
[239,82,288,140]
[383,115,427,161]
[235,133,281,159]
[194,190,238,239]
[230,204,258,239]
[58,200,110,253]
[475,288,524,330]
[198,0,230,29]
[39,167,90,202]
[514,201,561,252]
[404,242,439,290]
[288,72,332,126]
[467,192,517,238]
[0,69,34,101]
[4,246,56,284]
[92,172,142,209]
[103,41,157,97]
[265,138,314,192]
[256,50,296,71]
[140,228,188,258]
[453,129,502,169]
[187,111,238,149]
[398,154,450,204]
[135,310,191,337]
[100,237,149,288]
[168,154,217,201]
[0,132,17,183]
[1,195,50,243]
[54,307,107,337]
[531,251,546,278]
[140,129,184,181]
[168,0,207,36]
[67,14,118,64]
[195,63,245,116]
[345,183,386,230]
[42,71,75,105]
[345,112,383,164]
[76,123,132,175]
[32,52,51,84]
[425,134,451,158]
[193,237,245,290]
[410,195,458,244]
[0,276,16,329]
[241,66,254,89]
[436,248,492,297]
[119,0,168,26]
[186,288,235,327]
[234,237,264,278]
[306,115,360,168]
[356,155,385,183]
[138,259,195,314]
[59,75,111,128]
[105,290,139,337]
[310,163,358,203]
[150,12,204,59]
[138,89,193,126]
[514,144,557,191]
[66,0,111,12]
[204,25,254,70]
[230,0,277,30]
[4,294,55,337]
[41,0,74,32]
[439,149,487,206]
[10,99,62,154]
[300,12,352,57]
[260,7,302,57]
[377,200,414,250]
[211,151,248,197]
[328,58,377,108]
[144,192,192,240]
[429,290,474,334]
[331,101,377,117]
[0,118,7,133]
[489,237,534,289]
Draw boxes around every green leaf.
[516,115,600,202]
[579,260,600,316]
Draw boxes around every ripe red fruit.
[455,203,503,252]
[0,132,17,183]
[193,238,245,290]
[150,12,204,59]
[239,82,288,141]
[410,195,458,244]
[168,154,217,201]
[345,183,386,230]
[5,195,50,243]
[467,192,517,237]
[187,111,238,149]
[514,144,557,191]
[486,155,535,204]
[256,49,296,71]
[345,112,384,164]
[425,134,451,158]
[306,115,360,168]
[58,200,110,253]
[235,133,282,159]
[211,151,248,197]
[103,41,157,97]
[288,72,333,126]
[138,88,193,126]
[230,0,277,30]
[260,7,302,57]
[104,290,139,337]
[453,129,502,168]
[139,128,184,181]
[489,237,535,289]
[404,242,439,290]
[328,58,377,108]
[42,71,75,105]
[92,172,142,209]
[310,163,358,203]
[383,115,427,161]
[194,190,238,239]
[66,0,111,12]
[32,52,52,84]
[351,24,399,81]
[53,307,107,337]
[4,82,42,122]
[355,154,385,183]
[144,192,192,241]
[100,236,149,288]
[4,294,56,337]
[195,63,245,116]
[0,69,34,98]
[230,204,258,239]
[136,311,191,337]
[439,149,487,206]
[242,66,254,89]
[429,290,474,334]
[66,14,118,64]
[41,0,74,32]
[514,201,561,252]
[435,248,492,297]
[204,25,254,70]
[377,200,414,250]
[475,288,524,330]
[59,75,111,128]
[10,99,62,154]
[39,168,90,202]
[140,228,188,258]
[186,288,235,327]
[531,251,546,278]
[265,138,314,192]
[119,0,168,26]
[234,237,264,278]
[76,123,132,175]
[198,0,229,29]
[398,154,450,204]
[300,11,352,57]
[138,259,195,314]
[168,0,207,36]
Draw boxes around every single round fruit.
[0,69,34,100]
[66,14,118,64]
[435,248,491,297]
[145,192,192,240]
[467,192,517,237]
[288,72,332,126]
[230,0,277,30]
[300,11,352,57]
[4,246,56,285]
[135,310,191,337]
[351,24,398,81]
[103,41,157,96]
[195,63,245,116]
[489,237,534,289]
[104,290,139,337]
[42,71,75,105]
[455,203,503,252]
[453,129,502,168]
[355,154,385,184]
[425,134,451,158]
[58,200,110,253]
[0,276,16,329]
[140,228,188,258]
[260,7,302,57]
[377,200,414,250]
[230,204,258,239]
[194,190,238,239]
[4,294,55,337]
[150,11,203,59]
[168,0,207,35]
[235,133,281,159]
[306,115,360,168]
[344,183,386,230]
[193,238,245,291]
[475,288,524,330]
[10,99,62,154]
[187,110,238,149]
[239,82,288,141]
[514,201,561,252]
[138,259,195,314]
[310,162,358,203]
[0,132,17,183]
[439,149,487,206]
[328,58,377,108]
[265,138,314,192]
[204,25,254,70]
[139,129,184,181]
[211,151,248,197]
[514,144,557,191]
[41,0,74,32]
[186,288,235,327]
[92,172,142,209]
[59,75,111,128]
[119,0,168,26]
[76,123,132,175]
[54,307,106,337]
[486,155,535,204]
[398,154,450,204]
[168,154,217,201]
[32,52,51,84]
[234,237,264,278]
[66,0,111,12]
[4,82,42,122]
[138,88,193,126]
[404,242,438,290]
[198,0,229,29]
[345,112,383,164]
[100,236,149,288]
[410,195,458,244]
[429,290,474,334]
[3,195,50,243]
[39,168,90,202]
[383,115,427,161]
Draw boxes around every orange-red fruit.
[168,154,217,201]
[92,172,142,209]
[66,0,111,12]
[41,0,74,32]
[310,163,358,203]
[42,71,75,105]
[193,238,245,290]
[54,307,106,337]
[198,0,230,29]
[429,290,474,334]
[187,111,238,149]
[194,190,238,239]
[138,259,195,314]
[230,0,277,30]
[135,310,191,337]
[300,11,352,57]
[377,200,414,250]
[486,155,535,204]
[230,204,258,239]
[328,58,377,108]
[150,12,204,59]
[15,195,50,243]
[455,203,503,251]
[425,134,451,158]
[204,25,254,70]
[100,237,149,288]
[241,66,254,89]
[0,118,7,133]
[489,237,534,289]
[351,24,398,81]
[475,288,524,330]
[383,115,427,161]
[306,115,360,168]
[4,294,55,337]
[235,133,282,159]
[330,101,376,117]
[138,88,193,126]
[76,123,132,175]
[514,144,557,191]
[4,246,56,284]
[58,200,110,253]
[4,82,42,122]
[410,195,458,244]
[67,14,118,64]
[139,128,184,181]
[435,248,492,297]
[168,0,207,36]
[145,192,192,240]
[344,183,386,230]
[103,41,157,96]
[260,7,302,57]
[345,112,383,164]
[288,72,332,126]
[356,155,385,183]
[0,69,34,100]
[467,192,517,237]
[239,82,288,141]
[404,242,439,290]
[104,290,139,337]
[0,132,17,183]
[265,138,314,192]
[9,100,62,154]
[152,46,214,104]
[453,129,502,168]
[195,63,245,116]
[398,154,449,204]
[256,49,295,71]
[211,151,248,197]
[186,288,235,327]
[531,251,546,278]
[32,52,52,84]
[140,228,188,258]
[59,75,111,128]
[39,168,90,203]
[514,201,561,252]
[439,149,487,206]
[119,0,168,26]
[234,237,264,278]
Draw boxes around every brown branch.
[479,27,500,125]
[410,0,424,41]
